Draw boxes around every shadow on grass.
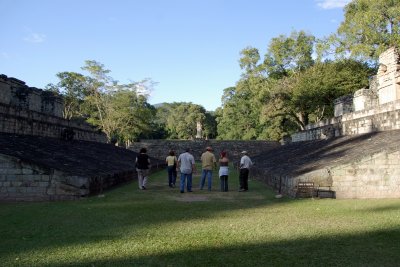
[45,227,400,267]
[1,167,399,267]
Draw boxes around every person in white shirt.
[177,148,196,193]
[239,150,253,192]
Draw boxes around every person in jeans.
[165,150,177,188]
[177,148,196,193]
[200,146,216,191]
[135,147,151,190]
[219,151,229,192]
[239,150,253,192]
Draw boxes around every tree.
[109,90,154,145]
[81,60,154,144]
[260,59,375,132]
[45,72,89,119]
[216,81,264,140]
[154,102,210,140]
[333,0,400,60]
[263,30,315,78]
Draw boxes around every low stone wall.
[330,150,400,198]
[130,139,280,163]
[251,148,400,199]
[0,154,89,201]
[292,99,400,142]
[0,153,165,201]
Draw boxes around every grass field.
[1,165,400,267]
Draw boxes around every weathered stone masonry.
[251,47,400,199]
[0,74,107,143]
[0,75,163,201]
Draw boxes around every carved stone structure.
[0,74,107,142]
[292,47,400,142]
[0,75,163,201]
[377,47,400,104]
[195,121,202,139]
[252,47,400,199]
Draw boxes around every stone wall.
[0,151,160,201]
[0,74,107,143]
[130,139,280,163]
[0,103,107,142]
[330,150,400,198]
[377,47,400,104]
[0,74,63,117]
[292,47,400,143]
[0,153,89,201]
[252,149,400,199]
[292,99,400,142]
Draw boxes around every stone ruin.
[2,47,400,201]
[0,75,162,201]
[0,74,107,142]
[292,47,400,142]
[251,47,400,199]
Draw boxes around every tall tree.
[333,0,400,60]
[81,60,154,143]
[263,30,315,78]
[260,59,375,133]
[45,72,88,119]
[153,102,215,140]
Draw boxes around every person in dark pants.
[165,150,177,187]
[177,148,196,193]
[239,150,253,192]
[219,151,229,192]
[135,147,151,190]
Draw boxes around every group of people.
[134,147,253,193]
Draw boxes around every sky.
[0,0,351,111]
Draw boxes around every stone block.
[7,187,16,193]
[38,181,49,187]
[10,181,22,187]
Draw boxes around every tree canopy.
[332,0,400,60]
[45,0,389,142]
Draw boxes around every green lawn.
[1,165,400,267]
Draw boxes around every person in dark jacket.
[135,148,151,190]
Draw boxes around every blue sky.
[0,0,350,111]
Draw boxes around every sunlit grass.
[1,164,400,266]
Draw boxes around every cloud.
[316,0,351,9]
[23,32,46,43]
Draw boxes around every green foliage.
[217,28,375,141]
[154,102,215,140]
[263,30,315,78]
[46,60,156,144]
[1,169,400,266]
[217,79,265,140]
[45,72,88,119]
[333,0,400,60]
[81,60,155,144]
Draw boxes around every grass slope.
[1,165,400,267]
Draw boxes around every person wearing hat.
[239,150,253,192]
[200,146,217,191]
